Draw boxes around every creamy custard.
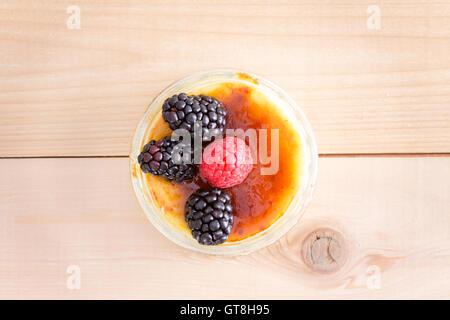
[141,81,303,242]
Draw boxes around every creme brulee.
[140,80,303,242]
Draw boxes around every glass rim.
[130,68,318,256]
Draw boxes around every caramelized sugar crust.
[144,82,302,242]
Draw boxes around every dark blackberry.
[138,136,195,182]
[162,93,227,141]
[185,188,233,245]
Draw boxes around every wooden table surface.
[1,0,449,299]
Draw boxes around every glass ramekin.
[130,69,318,256]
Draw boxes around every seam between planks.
[0,153,450,159]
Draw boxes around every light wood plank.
[0,157,448,299]
[1,0,450,156]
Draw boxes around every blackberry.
[162,93,227,141]
[138,136,195,182]
[185,188,233,245]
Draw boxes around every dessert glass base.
[130,69,318,256]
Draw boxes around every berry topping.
[162,93,227,141]
[185,188,233,245]
[199,137,253,188]
[138,136,195,182]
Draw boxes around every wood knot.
[301,228,347,273]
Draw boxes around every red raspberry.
[200,137,254,188]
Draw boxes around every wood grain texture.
[1,0,450,156]
[0,157,449,299]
